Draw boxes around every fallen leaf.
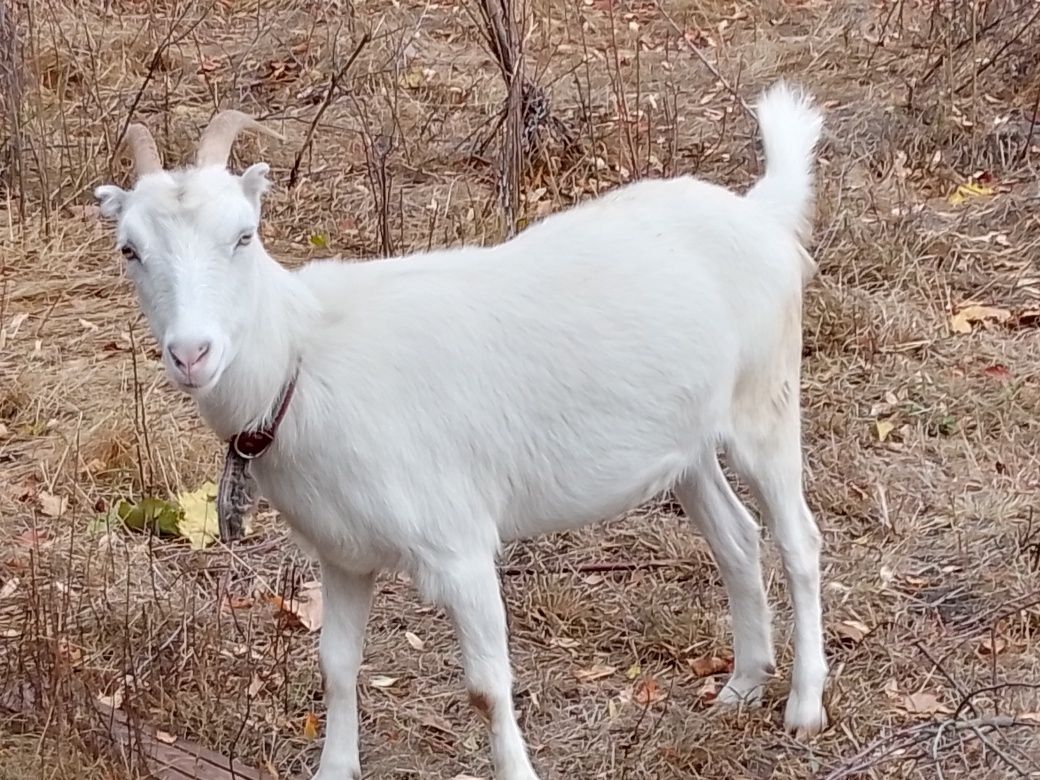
[56,637,82,669]
[38,491,67,518]
[835,619,871,644]
[369,675,400,689]
[626,663,642,680]
[696,677,718,704]
[175,482,219,549]
[0,578,19,600]
[574,663,616,682]
[632,676,668,706]
[155,730,177,745]
[399,64,436,90]
[549,637,580,649]
[405,631,425,651]
[875,420,895,442]
[247,675,264,697]
[977,636,1006,656]
[418,712,454,734]
[102,497,182,536]
[948,181,994,206]
[897,691,953,717]
[950,304,1011,334]
[224,594,254,611]
[687,654,733,678]
[15,529,48,548]
[302,712,320,740]
[983,364,1012,381]
[97,688,124,710]
[883,678,900,700]
[269,581,323,631]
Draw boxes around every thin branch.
[288,32,371,189]
[500,559,687,577]
[651,0,754,123]
[112,0,217,172]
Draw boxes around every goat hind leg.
[728,412,828,738]
[675,456,775,706]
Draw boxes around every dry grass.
[2,0,1040,778]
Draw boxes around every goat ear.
[94,185,128,220]
[240,163,271,207]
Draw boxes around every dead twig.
[823,714,1040,780]
[500,559,686,577]
[288,32,371,189]
[651,0,754,123]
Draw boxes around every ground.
[2,0,1040,778]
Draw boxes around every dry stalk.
[471,0,573,235]
[0,0,23,217]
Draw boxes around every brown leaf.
[268,581,323,631]
[224,594,254,611]
[632,676,668,707]
[247,675,264,698]
[38,491,67,518]
[418,711,454,734]
[15,529,49,548]
[696,677,718,704]
[897,691,953,717]
[0,577,19,600]
[983,364,1012,381]
[977,636,1006,656]
[302,712,320,740]
[950,304,1011,334]
[574,663,616,682]
[835,619,871,644]
[56,637,82,669]
[687,654,733,678]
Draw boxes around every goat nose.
[167,340,211,372]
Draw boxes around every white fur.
[95,82,829,779]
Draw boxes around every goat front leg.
[312,562,375,780]
[426,555,540,780]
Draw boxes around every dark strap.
[228,368,299,460]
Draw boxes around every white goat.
[95,82,828,780]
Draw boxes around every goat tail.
[746,81,823,244]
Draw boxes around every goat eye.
[236,232,253,248]
[120,245,139,262]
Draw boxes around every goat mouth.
[172,371,220,395]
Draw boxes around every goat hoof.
[715,675,768,707]
[783,694,828,738]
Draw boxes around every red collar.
[228,368,299,460]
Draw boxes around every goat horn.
[124,123,163,178]
[196,109,284,168]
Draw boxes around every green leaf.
[308,233,328,249]
[95,496,183,536]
